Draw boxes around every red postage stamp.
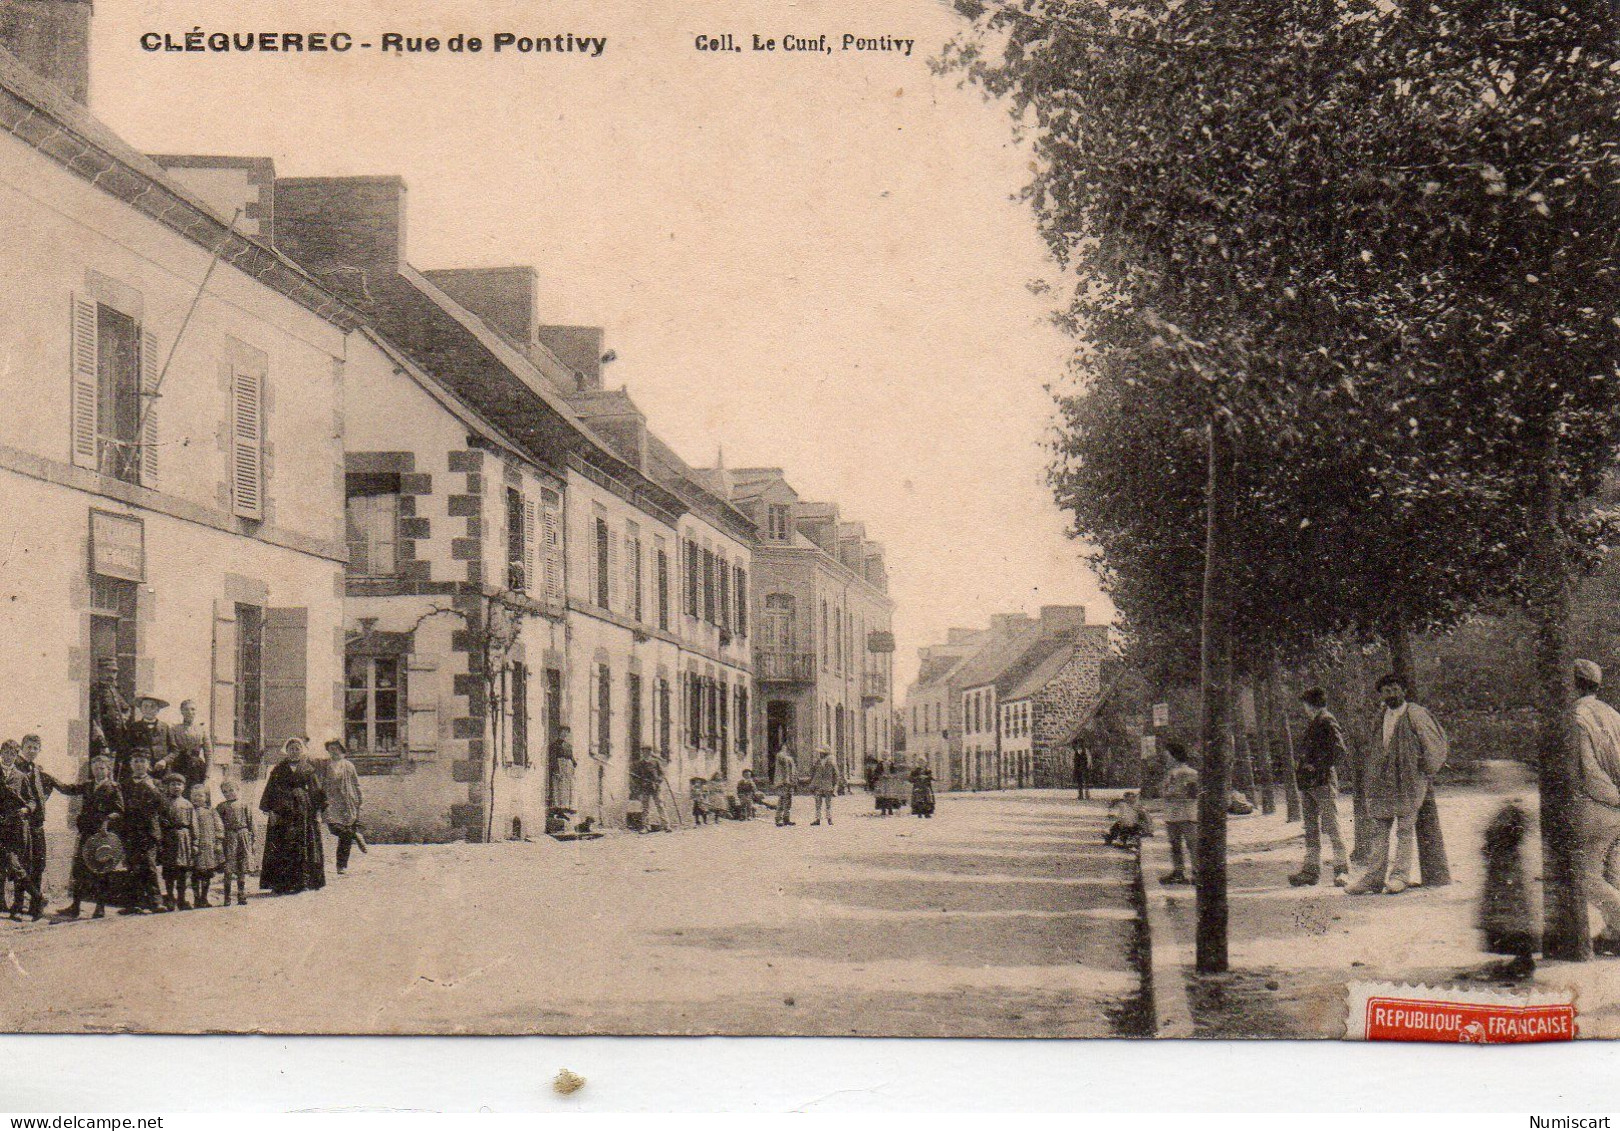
[1347,982,1577,1043]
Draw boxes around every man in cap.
[809,747,841,826]
[1291,688,1351,887]
[117,751,165,914]
[89,656,130,767]
[631,746,671,833]
[1574,659,1620,954]
[772,741,798,827]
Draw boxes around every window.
[718,677,729,758]
[97,306,142,483]
[595,518,610,610]
[764,594,795,650]
[658,679,672,757]
[734,566,748,636]
[767,503,791,541]
[834,608,843,673]
[736,686,749,752]
[687,674,702,748]
[656,543,671,631]
[717,554,730,633]
[510,662,530,766]
[346,474,400,577]
[346,655,404,756]
[506,487,526,591]
[629,528,644,622]
[821,600,829,668]
[541,489,563,603]
[628,673,644,755]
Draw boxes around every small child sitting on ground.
[1104,791,1152,849]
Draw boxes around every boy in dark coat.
[118,752,166,914]
[56,753,123,919]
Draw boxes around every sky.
[88,0,1111,689]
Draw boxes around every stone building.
[724,469,895,783]
[904,615,1033,791]
[0,22,355,816]
[999,623,1110,789]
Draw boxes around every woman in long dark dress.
[909,762,936,818]
[259,738,326,894]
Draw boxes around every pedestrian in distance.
[56,752,122,920]
[631,746,672,832]
[323,738,366,873]
[1573,658,1620,956]
[1159,741,1199,886]
[909,761,936,818]
[189,783,223,908]
[216,779,254,907]
[16,733,71,919]
[810,748,840,826]
[258,737,327,895]
[1346,674,1448,895]
[157,772,195,911]
[1290,687,1350,888]
[734,769,760,819]
[1074,740,1091,801]
[772,744,798,827]
[0,741,38,920]
[118,752,166,914]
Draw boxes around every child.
[217,780,254,907]
[689,777,711,825]
[1104,791,1148,849]
[702,773,729,824]
[157,773,195,911]
[189,784,223,908]
[735,769,759,820]
[57,752,122,920]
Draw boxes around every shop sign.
[90,510,144,582]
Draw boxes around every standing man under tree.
[1347,675,1448,895]
[1290,688,1349,888]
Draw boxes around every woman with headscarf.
[258,737,326,894]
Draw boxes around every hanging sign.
[1152,702,1170,728]
[90,510,145,582]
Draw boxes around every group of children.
[151,774,256,913]
[688,769,767,825]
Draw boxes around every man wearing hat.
[117,751,166,914]
[1347,673,1449,895]
[630,746,672,833]
[55,752,124,919]
[1574,659,1620,954]
[809,747,841,826]
[122,695,175,788]
[89,656,130,766]
[322,739,366,874]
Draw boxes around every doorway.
[766,700,795,779]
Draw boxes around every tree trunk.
[1265,667,1299,821]
[1345,641,1374,867]
[1530,427,1590,961]
[1196,414,1236,974]
[1387,625,1451,886]
[1252,679,1277,815]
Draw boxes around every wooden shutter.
[260,607,308,754]
[542,493,563,604]
[406,654,439,757]
[736,567,748,636]
[139,329,160,487]
[70,294,98,469]
[209,600,238,772]
[607,526,621,613]
[231,367,264,519]
[522,495,537,595]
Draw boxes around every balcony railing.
[755,648,816,683]
[862,670,888,703]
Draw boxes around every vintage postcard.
[0,0,1615,1045]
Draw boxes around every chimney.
[537,325,605,391]
[988,613,1033,634]
[149,156,276,241]
[946,628,979,645]
[272,175,408,294]
[0,0,92,103]
[1039,605,1087,637]
[422,267,538,349]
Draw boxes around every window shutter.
[139,329,160,487]
[736,567,748,636]
[407,655,439,756]
[543,497,563,604]
[209,600,238,773]
[260,607,308,756]
[522,495,537,594]
[70,294,98,469]
[607,527,621,612]
[231,367,264,519]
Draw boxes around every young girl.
[189,784,223,908]
[217,780,254,906]
[157,773,195,911]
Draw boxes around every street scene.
[0,0,1617,1050]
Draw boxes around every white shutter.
[231,367,263,519]
[139,329,160,487]
[70,294,98,469]
[210,600,238,772]
[522,495,537,594]
[543,498,563,604]
[406,655,440,757]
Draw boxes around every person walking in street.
[810,748,840,826]
[1291,687,1350,888]
[16,733,71,919]
[631,747,672,832]
[1346,674,1448,895]
[55,752,121,920]
[772,744,798,827]
[216,780,254,907]
[1073,739,1091,801]
[258,737,327,894]
[0,742,37,919]
[1159,741,1198,886]
[910,760,936,818]
[1573,659,1620,955]
[323,739,366,873]
[118,751,166,914]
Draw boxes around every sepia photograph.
[0,0,1617,1080]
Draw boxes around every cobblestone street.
[0,791,1146,1037]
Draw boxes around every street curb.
[1140,831,1197,1038]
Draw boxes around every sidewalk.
[1142,785,1620,1038]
